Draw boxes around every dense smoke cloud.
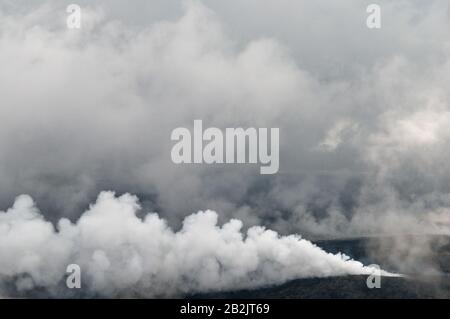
[0,0,450,295]
[0,191,388,297]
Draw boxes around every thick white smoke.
[0,191,388,297]
[0,0,449,288]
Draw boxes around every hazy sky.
[0,0,450,296]
[0,0,449,233]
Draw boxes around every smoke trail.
[0,191,389,297]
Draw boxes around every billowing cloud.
[0,191,389,297]
[0,0,449,295]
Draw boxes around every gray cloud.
[0,191,388,297]
[0,0,450,295]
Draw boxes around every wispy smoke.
[0,0,450,295]
[0,1,449,235]
[0,191,387,297]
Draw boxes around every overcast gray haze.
[0,0,450,297]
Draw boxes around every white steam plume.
[0,191,389,297]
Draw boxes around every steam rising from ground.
[0,191,386,297]
[0,0,450,294]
